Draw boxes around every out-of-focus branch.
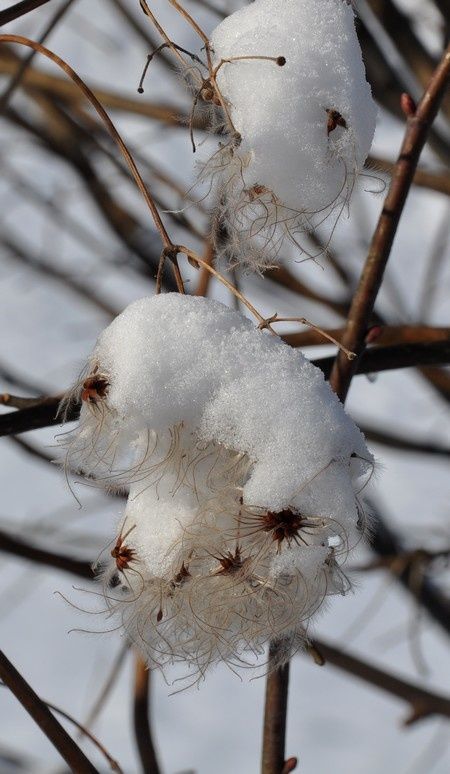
[265,265,351,319]
[357,15,450,165]
[0,0,76,113]
[371,512,450,637]
[0,0,51,26]
[357,424,450,457]
[0,650,99,773]
[3,233,118,317]
[330,44,450,401]
[312,638,450,725]
[0,527,94,579]
[0,48,197,126]
[368,155,450,197]
[133,655,161,774]
[283,324,450,348]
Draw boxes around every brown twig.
[38,696,123,772]
[0,0,51,26]
[368,155,450,197]
[0,0,76,113]
[133,655,161,774]
[283,324,450,349]
[0,650,99,773]
[329,44,450,401]
[262,643,292,774]
[311,638,450,726]
[0,527,94,579]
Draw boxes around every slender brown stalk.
[262,644,292,774]
[312,638,450,725]
[0,650,99,773]
[133,655,161,774]
[0,527,94,579]
[0,0,51,26]
[329,44,450,401]
[0,0,76,113]
[283,324,450,349]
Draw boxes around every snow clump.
[204,0,377,268]
[61,294,373,680]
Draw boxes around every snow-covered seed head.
[203,0,377,268]
[59,295,374,682]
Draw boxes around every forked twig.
[258,314,356,359]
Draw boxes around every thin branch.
[37,696,123,772]
[358,424,450,457]
[329,44,450,401]
[0,0,76,113]
[368,155,450,197]
[312,638,450,725]
[0,0,51,26]
[0,527,94,579]
[283,325,450,349]
[133,655,161,774]
[261,643,292,774]
[0,650,99,773]
[371,509,450,637]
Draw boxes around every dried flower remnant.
[60,294,373,680]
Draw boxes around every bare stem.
[0,650,99,773]
[133,655,161,774]
[329,44,450,401]
[262,643,292,774]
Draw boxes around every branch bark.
[0,650,99,773]
[133,655,161,774]
[329,43,450,402]
[312,638,450,725]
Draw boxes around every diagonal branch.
[0,527,94,579]
[329,43,450,401]
[0,0,51,26]
[312,638,450,725]
[0,650,99,773]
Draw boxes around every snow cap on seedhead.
[62,294,373,680]
[207,0,377,267]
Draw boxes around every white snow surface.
[210,0,377,214]
[69,293,371,512]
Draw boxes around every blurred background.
[0,0,449,772]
